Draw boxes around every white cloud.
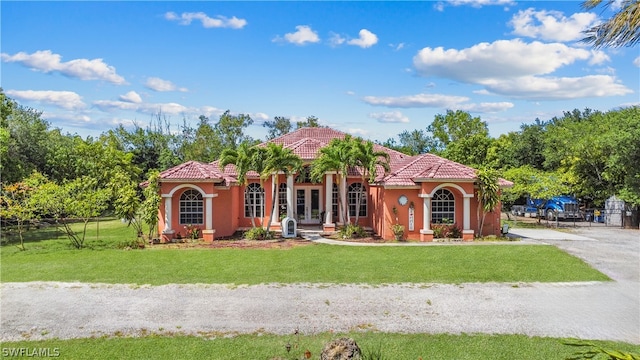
[274,25,320,45]
[145,77,187,92]
[413,39,591,83]
[362,93,513,113]
[329,32,346,47]
[389,43,405,51]
[93,99,189,115]
[1,50,126,84]
[435,0,515,11]
[412,38,632,101]
[368,111,410,123]
[6,89,86,110]
[251,112,269,121]
[510,8,597,42]
[363,93,469,108]
[347,29,378,48]
[634,56,640,67]
[588,50,611,65]
[483,75,633,100]
[455,102,514,113]
[119,91,142,103]
[43,111,92,124]
[347,128,369,136]
[164,11,247,29]
[93,97,228,120]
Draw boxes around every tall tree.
[428,110,490,151]
[261,143,302,234]
[215,110,254,150]
[296,115,321,129]
[351,139,390,224]
[311,136,356,224]
[263,116,292,140]
[219,142,265,227]
[581,0,640,48]
[1,91,50,184]
[0,180,37,250]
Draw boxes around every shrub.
[339,224,365,239]
[243,227,273,240]
[432,223,462,239]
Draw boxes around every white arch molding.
[161,184,217,234]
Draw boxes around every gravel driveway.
[1,227,638,344]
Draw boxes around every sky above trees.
[1,1,638,142]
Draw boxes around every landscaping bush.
[339,224,365,239]
[243,227,274,240]
[432,223,462,239]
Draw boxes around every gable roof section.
[159,160,229,183]
[382,153,513,187]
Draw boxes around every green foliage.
[432,223,462,239]
[263,116,292,140]
[141,171,161,239]
[183,225,200,240]
[0,179,38,250]
[476,168,500,236]
[295,115,321,129]
[243,226,273,240]
[564,340,640,360]
[339,224,366,239]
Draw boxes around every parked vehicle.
[511,195,582,221]
[510,198,544,217]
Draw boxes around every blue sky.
[2,1,638,143]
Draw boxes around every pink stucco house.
[155,127,512,242]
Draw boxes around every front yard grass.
[0,219,609,285]
[2,333,638,360]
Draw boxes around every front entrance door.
[295,186,322,224]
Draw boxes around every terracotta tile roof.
[157,127,513,187]
[159,160,228,182]
[383,153,513,187]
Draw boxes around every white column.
[463,195,471,231]
[286,174,294,218]
[162,195,173,233]
[419,193,431,232]
[325,174,333,225]
[205,195,213,230]
[339,174,347,224]
[272,174,280,225]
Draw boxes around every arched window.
[348,183,367,217]
[278,183,287,218]
[431,189,455,224]
[244,183,264,218]
[179,189,203,225]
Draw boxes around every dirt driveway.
[1,227,638,344]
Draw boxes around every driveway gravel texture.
[1,225,638,345]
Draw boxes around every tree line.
[1,87,638,248]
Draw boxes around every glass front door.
[295,187,322,224]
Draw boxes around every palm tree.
[476,168,500,237]
[581,0,640,48]
[310,136,356,224]
[351,139,391,224]
[219,142,261,227]
[261,143,302,234]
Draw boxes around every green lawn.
[2,333,638,360]
[1,220,609,285]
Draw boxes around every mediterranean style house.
[155,127,512,242]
